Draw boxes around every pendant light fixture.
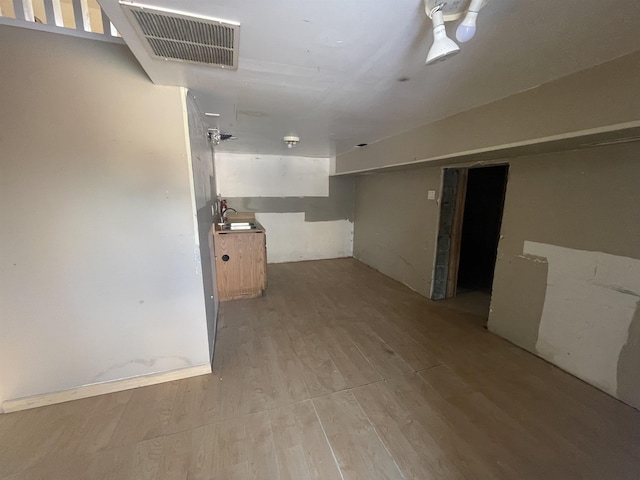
[426,4,460,65]
[424,0,490,66]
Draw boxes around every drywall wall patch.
[524,241,640,397]
[255,213,353,263]
[215,153,330,198]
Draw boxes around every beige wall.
[336,51,640,175]
[0,25,210,409]
[354,170,440,297]
[353,142,640,410]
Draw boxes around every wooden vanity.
[212,213,267,301]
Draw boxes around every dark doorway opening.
[456,165,509,293]
[432,164,509,307]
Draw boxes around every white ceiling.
[99,0,640,158]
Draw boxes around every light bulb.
[456,11,478,42]
[456,0,484,43]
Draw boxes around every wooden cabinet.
[213,224,266,301]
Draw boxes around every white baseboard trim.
[2,363,212,414]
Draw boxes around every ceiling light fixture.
[424,0,489,66]
[425,4,460,65]
[283,135,300,149]
[205,112,220,117]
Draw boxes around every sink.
[225,222,257,230]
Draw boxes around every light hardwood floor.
[1,258,639,479]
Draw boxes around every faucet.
[221,207,237,223]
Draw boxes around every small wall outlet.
[428,189,436,200]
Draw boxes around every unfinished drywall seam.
[223,176,354,223]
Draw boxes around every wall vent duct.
[120,2,240,69]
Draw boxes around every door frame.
[431,167,467,300]
[431,163,509,300]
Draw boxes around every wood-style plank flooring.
[1,258,639,479]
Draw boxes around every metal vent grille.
[121,3,240,69]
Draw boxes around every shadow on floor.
[440,290,491,327]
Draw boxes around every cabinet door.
[214,233,266,301]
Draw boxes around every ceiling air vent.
[120,2,240,69]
